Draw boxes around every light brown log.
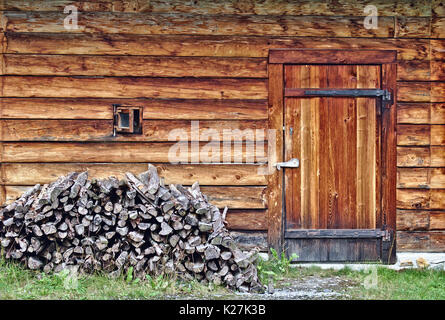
[397,146,445,167]
[0,142,268,163]
[395,16,431,38]
[226,210,267,231]
[397,103,430,124]
[0,0,432,16]
[398,231,445,252]
[396,210,430,231]
[398,82,445,103]
[432,17,445,38]
[397,189,445,210]
[0,119,267,142]
[0,163,267,186]
[0,12,395,37]
[0,98,267,120]
[431,60,445,81]
[431,40,445,60]
[432,104,445,124]
[397,168,445,188]
[430,212,445,230]
[397,125,431,146]
[0,76,268,99]
[1,54,267,78]
[433,0,445,16]
[1,185,266,209]
[397,60,430,81]
[3,33,429,60]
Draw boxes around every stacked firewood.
[0,165,263,293]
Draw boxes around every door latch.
[275,158,300,170]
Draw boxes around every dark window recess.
[113,105,143,135]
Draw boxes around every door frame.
[267,49,397,263]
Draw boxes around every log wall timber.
[0,0,444,252]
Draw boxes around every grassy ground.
[0,258,229,300]
[1,256,445,300]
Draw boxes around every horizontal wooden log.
[0,0,432,16]
[0,76,268,99]
[397,189,445,210]
[0,98,267,120]
[430,212,445,230]
[397,103,445,124]
[226,210,267,231]
[1,54,267,78]
[432,17,445,38]
[0,12,395,37]
[431,60,445,81]
[3,33,429,60]
[397,168,445,188]
[398,82,445,103]
[269,49,396,64]
[431,40,445,60]
[0,185,266,209]
[0,142,268,163]
[397,231,445,252]
[397,124,445,146]
[395,16,431,38]
[285,229,385,239]
[397,60,430,81]
[0,119,267,142]
[0,163,267,186]
[396,210,430,231]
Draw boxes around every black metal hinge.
[303,89,393,106]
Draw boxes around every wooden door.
[268,49,397,264]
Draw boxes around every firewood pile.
[0,165,263,293]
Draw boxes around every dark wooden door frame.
[267,49,397,263]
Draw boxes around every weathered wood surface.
[397,103,445,124]
[0,0,433,16]
[398,82,445,103]
[397,125,445,146]
[1,185,266,209]
[0,76,267,99]
[226,210,267,231]
[397,168,445,189]
[2,33,429,61]
[397,189,445,210]
[397,231,445,252]
[0,12,395,37]
[0,98,268,120]
[0,163,267,186]
[0,142,268,163]
[397,210,445,232]
[0,120,267,142]
[397,146,445,167]
[1,54,267,78]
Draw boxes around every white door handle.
[275,158,300,170]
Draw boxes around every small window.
[113,105,143,134]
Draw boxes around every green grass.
[0,258,229,300]
[282,265,445,300]
[2,256,445,300]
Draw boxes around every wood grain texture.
[397,168,445,188]
[397,231,445,252]
[1,185,266,209]
[397,210,430,231]
[266,63,284,252]
[226,210,267,231]
[0,98,267,120]
[397,189,445,210]
[4,33,429,60]
[0,76,267,99]
[270,49,396,64]
[0,119,267,142]
[0,12,395,37]
[1,54,267,78]
[0,0,433,16]
[0,142,268,163]
[395,16,431,38]
[0,163,267,186]
[398,82,445,103]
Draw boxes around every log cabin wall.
[0,0,443,252]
